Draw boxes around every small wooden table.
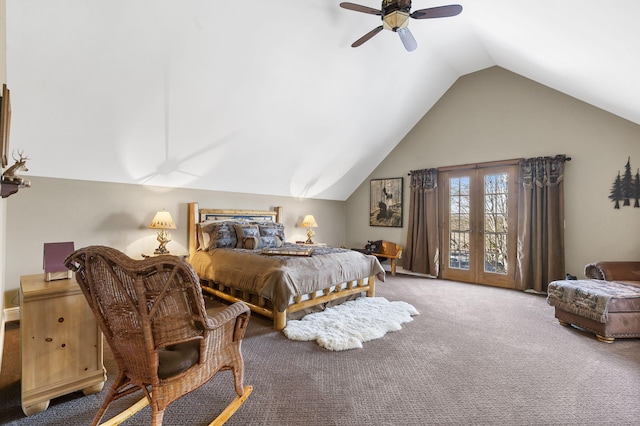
[20,274,106,416]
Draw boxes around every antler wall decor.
[1,149,31,197]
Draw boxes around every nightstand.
[141,252,189,260]
[20,274,106,416]
[296,242,327,247]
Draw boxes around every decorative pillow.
[195,223,208,251]
[197,220,228,250]
[242,236,260,250]
[200,230,211,251]
[201,221,238,249]
[257,222,286,242]
[264,235,283,248]
[234,223,260,248]
[243,235,283,250]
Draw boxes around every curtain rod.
[408,156,572,175]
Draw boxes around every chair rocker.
[65,246,251,426]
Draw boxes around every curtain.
[405,168,439,276]
[516,155,567,292]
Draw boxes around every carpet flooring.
[1,274,639,425]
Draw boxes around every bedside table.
[296,242,327,247]
[142,252,189,260]
[20,274,106,416]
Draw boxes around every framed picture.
[370,177,403,227]
[0,84,11,168]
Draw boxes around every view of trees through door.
[441,163,517,288]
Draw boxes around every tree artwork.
[622,157,633,206]
[634,169,640,208]
[609,171,623,209]
[609,157,640,209]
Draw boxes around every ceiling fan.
[339,1,462,51]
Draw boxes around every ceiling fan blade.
[351,25,384,47]
[397,27,417,52]
[411,4,463,19]
[339,2,382,16]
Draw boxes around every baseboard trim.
[4,306,20,322]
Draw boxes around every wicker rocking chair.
[64,246,251,426]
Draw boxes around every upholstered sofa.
[584,261,640,285]
[547,261,640,343]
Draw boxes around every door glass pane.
[484,173,508,274]
[449,177,470,270]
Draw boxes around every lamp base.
[154,230,171,255]
[305,228,315,245]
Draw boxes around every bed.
[187,202,385,330]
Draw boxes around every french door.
[440,164,518,288]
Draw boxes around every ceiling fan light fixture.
[382,11,410,31]
[397,27,417,51]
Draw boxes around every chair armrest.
[379,241,403,259]
[584,262,640,281]
[205,302,251,331]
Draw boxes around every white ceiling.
[6,1,640,200]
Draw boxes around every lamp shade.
[301,215,318,228]
[149,210,177,229]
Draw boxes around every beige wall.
[346,66,640,278]
[5,66,640,306]
[3,177,346,308]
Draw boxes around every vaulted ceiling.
[6,1,640,200]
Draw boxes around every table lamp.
[149,210,177,254]
[301,214,318,244]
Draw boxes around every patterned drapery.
[405,168,439,276]
[516,155,568,292]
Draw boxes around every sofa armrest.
[584,261,640,281]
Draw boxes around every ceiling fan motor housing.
[382,0,411,31]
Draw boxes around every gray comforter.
[190,245,385,312]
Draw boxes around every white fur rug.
[283,297,419,351]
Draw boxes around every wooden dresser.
[20,274,106,416]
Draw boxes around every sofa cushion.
[157,340,200,380]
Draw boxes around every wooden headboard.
[187,202,283,259]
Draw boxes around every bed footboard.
[201,276,376,331]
